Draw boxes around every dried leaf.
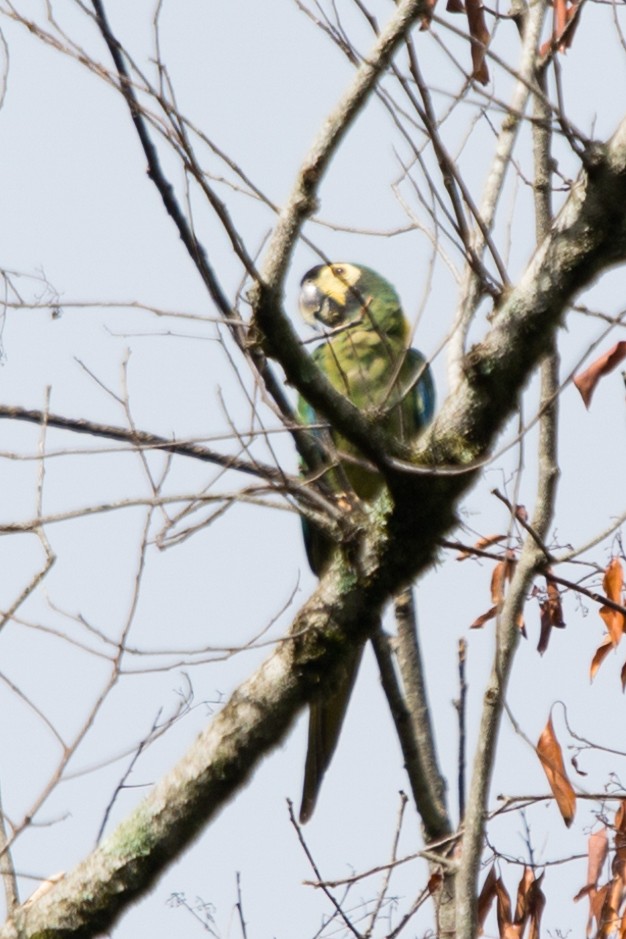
[427,870,443,894]
[600,558,626,646]
[614,801,626,875]
[473,554,518,630]
[478,864,498,933]
[491,554,516,603]
[555,0,568,38]
[465,0,490,84]
[538,574,565,654]
[546,578,565,626]
[591,635,613,681]
[536,716,576,826]
[573,882,595,902]
[540,0,585,56]
[446,0,465,11]
[574,341,626,408]
[526,873,546,939]
[560,0,583,50]
[471,605,497,629]
[514,866,535,925]
[419,0,438,28]
[604,559,625,607]
[491,560,507,604]
[495,876,512,934]
[589,883,610,937]
[598,877,623,939]
[502,926,523,939]
[591,828,610,884]
[600,605,625,646]
[574,828,609,902]
[456,533,506,560]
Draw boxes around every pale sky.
[0,2,624,936]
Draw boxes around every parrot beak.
[299,280,342,329]
[299,280,324,327]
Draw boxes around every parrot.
[296,261,435,823]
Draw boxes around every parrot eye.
[332,266,344,277]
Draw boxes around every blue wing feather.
[406,348,435,431]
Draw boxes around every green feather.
[296,263,435,822]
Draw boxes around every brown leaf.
[526,873,546,939]
[559,0,583,51]
[471,605,497,629]
[555,0,568,38]
[491,560,507,605]
[514,866,535,925]
[537,602,554,654]
[456,533,506,560]
[573,882,595,902]
[495,876,512,934]
[591,828,610,884]
[591,635,613,681]
[536,716,576,826]
[603,558,622,602]
[546,578,565,626]
[538,574,565,654]
[427,870,443,894]
[465,0,490,84]
[477,864,498,933]
[614,801,626,876]
[446,0,465,11]
[600,605,625,646]
[600,558,626,646]
[589,883,610,936]
[574,828,609,902]
[419,0,438,28]
[502,926,523,939]
[491,554,517,604]
[574,341,626,408]
[598,877,623,939]
[473,554,518,630]
[539,0,585,56]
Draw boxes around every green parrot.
[296,262,435,823]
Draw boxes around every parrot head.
[299,263,405,338]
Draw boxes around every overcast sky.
[0,2,624,936]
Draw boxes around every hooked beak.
[299,280,342,328]
[299,280,323,327]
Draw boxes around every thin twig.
[287,800,363,939]
[455,638,467,822]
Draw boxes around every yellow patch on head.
[314,263,361,307]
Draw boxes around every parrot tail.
[299,643,365,824]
